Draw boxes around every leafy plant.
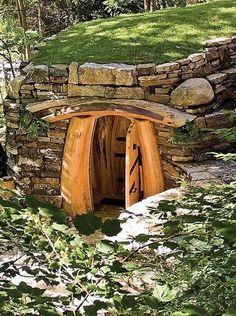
[0,181,236,315]
[209,111,236,161]
[212,112,236,142]
[169,120,203,145]
[0,20,38,77]
[103,0,142,16]
[20,107,49,140]
[210,152,236,161]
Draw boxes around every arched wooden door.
[125,122,141,207]
[61,116,96,217]
[136,120,164,198]
[125,120,164,207]
[61,115,164,216]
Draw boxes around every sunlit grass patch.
[33,0,236,65]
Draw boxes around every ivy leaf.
[141,295,159,309]
[163,241,179,250]
[101,219,121,237]
[217,223,236,242]
[84,300,107,316]
[181,215,206,223]
[98,240,116,253]
[135,234,152,242]
[158,200,176,212]
[74,213,102,236]
[38,204,68,224]
[0,197,22,211]
[0,291,8,303]
[38,307,62,316]
[183,304,208,316]
[21,266,36,275]
[18,281,45,296]
[153,283,176,302]
[111,260,127,273]
[51,223,68,233]
[25,195,44,212]
[120,295,137,308]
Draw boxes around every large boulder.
[170,78,214,107]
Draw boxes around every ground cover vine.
[0,182,235,315]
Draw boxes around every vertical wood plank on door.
[125,123,141,208]
[136,120,164,198]
[61,116,96,216]
[111,116,131,197]
[92,116,114,204]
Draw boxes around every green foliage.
[211,152,236,161]
[1,0,209,40]
[0,182,236,315]
[169,120,203,145]
[157,182,236,315]
[20,107,49,140]
[103,0,142,16]
[0,20,38,65]
[74,213,103,235]
[212,112,236,142]
[74,213,121,237]
[1,0,143,38]
[210,111,236,161]
[101,219,121,236]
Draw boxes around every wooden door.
[61,116,96,216]
[125,123,141,208]
[136,120,164,198]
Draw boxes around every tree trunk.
[150,0,157,11]
[16,0,28,32]
[16,0,31,59]
[38,1,43,38]
[144,0,151,12]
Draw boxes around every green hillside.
[33,0,236,65]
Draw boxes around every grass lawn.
[21,1,236,65]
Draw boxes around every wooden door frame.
[61,116,97,217]
[61,111,164,216]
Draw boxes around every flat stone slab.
[26,97,196,127]
[207,73,227,84]
[179,160,236,184]
[79,63,137,86]
[206,37,232,47]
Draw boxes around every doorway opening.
[61,112,164,217]
[91,116,140,214]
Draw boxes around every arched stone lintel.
[26,97,196,127]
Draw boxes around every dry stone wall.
[4,100,68,207]
[3,36,236,206]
